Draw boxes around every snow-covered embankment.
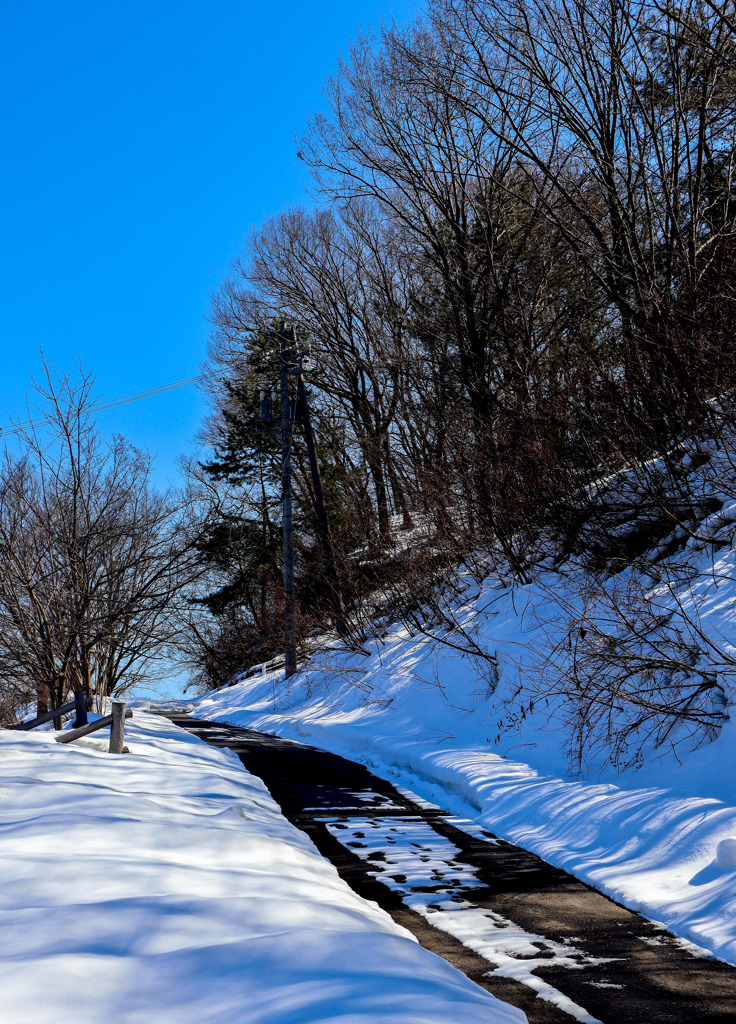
[189,553,736,967]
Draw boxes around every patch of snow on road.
[325,815,606,1023]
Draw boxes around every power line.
[0,374,205,438]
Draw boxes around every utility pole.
[296,355,347,636]
[271,321,350,672]
[279,324,297,679]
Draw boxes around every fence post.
[73,690,89,729]
[109,701,126,754]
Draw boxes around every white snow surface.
[187,541,736,968]
[0,711,525,1024]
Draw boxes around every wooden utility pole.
[272,321,350,671]
[280,326,297,678]
[296,361,347,635]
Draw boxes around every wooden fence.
[13,695,132,753]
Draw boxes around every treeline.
[191,0,736,727]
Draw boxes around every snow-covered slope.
[0,711,524,1024]
[189,532,736,967]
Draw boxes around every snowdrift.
[0,711,524,1024]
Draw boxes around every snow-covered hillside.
[0,711,524,1024]
[188,521,736,967]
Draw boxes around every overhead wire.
[0,374,207,438]
[1,341,380,439]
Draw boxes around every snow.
[0,711,525,1024]
[186,527,736,968]
[716,837,736,869]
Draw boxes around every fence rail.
[55,705,132,749]
[14,691,90,731]
[12,696,131,754]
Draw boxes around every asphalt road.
[158,712,736,1024]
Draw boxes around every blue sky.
[0,0,419,489]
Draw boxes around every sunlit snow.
[0,712,525,1024]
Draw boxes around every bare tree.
[0,363,198,724]
[210,205,413,540]
[439,0,736,418]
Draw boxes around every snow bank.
[0,711,524,1024]
[189,545,736,967]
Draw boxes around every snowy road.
[161,712,736,1024]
